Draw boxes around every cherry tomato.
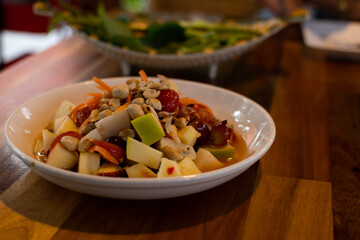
[49,131,83,152]
[93,140,125,161]
[157,89,179,112]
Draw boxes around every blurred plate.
[302,20,360,57]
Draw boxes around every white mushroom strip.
[118,128,136,141]
[161,116,173,134]
[158,111,176,118]
[146,98,162,111]
[61,136,80,152]
[112,84,129,100]
[131,97,145,105]
[78,136,94,152]
[143,88,160,99]
[169,125,181,143]
[174,117,188,128]
[179,145,196,159]
[161,146,183,161]
[127,104,145,119]
[156,137,196,160]
[98,109,112,120]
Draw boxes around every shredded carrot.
[68,103,86,119]
[114,103,129,113]
[88,145,119,165]
[180,97,213,115]
[125,93,132,104]
[139,70,148,82]
[93,76,113,97]
[85,92,103,107]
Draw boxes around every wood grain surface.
[0,24,359,239]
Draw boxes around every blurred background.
[1,0,359,69]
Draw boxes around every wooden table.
[0,24,359,240]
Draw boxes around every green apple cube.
[203,144,236,160]
[126,137,163,169]
[131,113,165,145]
[178,126,201,146]
[126,163,157,178]
[178,156,201,175]
[157,158,182,178]
[194,148,224,172]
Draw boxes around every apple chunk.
[97,162,125,177]
[157,158,182,178]
[48,100,75,131]
[42,129,57,153]
[47,143,78,170]
[178,156,201,175]
[126,137,163,169]
[55,115,79,136]
[78,152,101,175]
[178,126,201,147]
[131,113,165,145]
[126,163,157,178]
[194,148,224,172]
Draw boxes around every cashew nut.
[126,78,140,90]
[131,97,145,105]
[98,109,112,120]
[78,136,94,152]
[89,109,99,122]
[143,88,160,99]
[146,98,162,111]
[61,136,80,152]
[112,84,129,99]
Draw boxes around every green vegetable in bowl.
[37,1,287,54]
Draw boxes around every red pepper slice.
[93,140,125,162]
[49,131,83,153]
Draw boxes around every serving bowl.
[75,23,286,70]
[4,77,275,199]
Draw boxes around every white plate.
[4,77,275,199]
[302,20,360,56]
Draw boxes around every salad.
[34,71,247,178]
[34,1,291,54]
